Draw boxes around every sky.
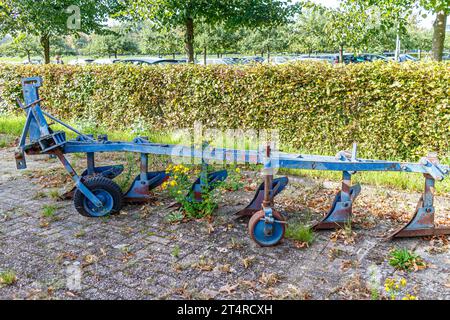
[307,0,436,29]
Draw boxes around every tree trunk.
[185,18,195,63]
[40,34,50,64]
[339,45,344,63]
[432,11,447,62]
[173,52,175,59]
[203,47,207,65]
[267,45,270,63]
[27,51,31,63]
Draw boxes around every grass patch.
[0,270,17,286]
[285,223,315,245]
[47,189,60,199]
[0,134,16,148]
[41,204,58,218]
[171,245,181,258]
[388,248,426,272]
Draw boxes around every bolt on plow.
[14,77,450,246]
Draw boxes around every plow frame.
[14,76,450,244]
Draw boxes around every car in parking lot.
[116,58,185,65]
[22,59,43,65]
[240,56,265,64]
[358,54,389,62]
[68,58,95,65]
[383,53,418,62]
[198,58,237,65]
[92,58,121,65]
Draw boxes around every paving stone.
[1,147,449,299]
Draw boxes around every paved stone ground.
[0,145,449,300]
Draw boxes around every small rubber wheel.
[74,176,123,217]
[248,209,285,247]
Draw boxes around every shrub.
[0,61,448,161]
[388,248,426,272]
[162,164,222,219]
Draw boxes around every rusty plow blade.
[123,171,169,203]
[313,183,361,230]
[235,176,289,218]
[389,196,450,239]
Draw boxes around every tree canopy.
[0,0,122,63]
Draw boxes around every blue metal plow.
[14,77,450,246]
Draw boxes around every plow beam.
[313,171,361,230]
[235,176,289,217]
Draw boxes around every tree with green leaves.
[324,3,374,62]
[0,33,40,62]
[0,0,122,63]
[139,23,184,58]
[422,0,450,61]
[125,0,300,62]
[86,28,139,58]
[196,23,242,62]
[346,0,450,60]
[289,4,330,55]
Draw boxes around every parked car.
[68,58,95,65]
[92,58,121,65]
[116,58,185,65]
[383,53,418,62]
[270,56,290,65]
[22,59,43,65]
[240,56,265,64]
[198,58,237,65]
[443,54,450,61]
[358,54,389,62]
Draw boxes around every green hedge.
[0,62,448,161]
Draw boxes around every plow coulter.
[14,77,450,246]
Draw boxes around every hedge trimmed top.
[0,61,448,162]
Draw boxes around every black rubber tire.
[74,176,123,217]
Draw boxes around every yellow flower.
[161,181,168,190]
[170,180,177,187]
[235,168,241,173]
[400,278,407,287]
[402,294,417,300]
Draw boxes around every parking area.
[1,146,449,300]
